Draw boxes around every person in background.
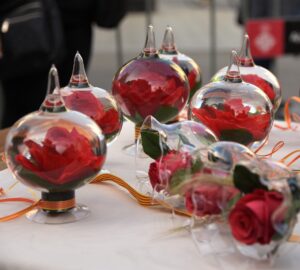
[0,0,126,128]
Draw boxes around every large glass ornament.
[5,66,107,224]
[212,34,281,112]
[189,158,299,266]
[61,52,123,144]
[159,26,202,101]
[112,25,190,154]
[190,50,273,147]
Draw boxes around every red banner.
[246,19,285,58]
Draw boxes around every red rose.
[229,189,284,245]
[192,98,271,144]
[242,74,275,103]
[16,127,105,185]
[112,60,189,123]
[63,91,105,124]
[185,183,239,217]
[98,108,121,135]
[148,151,192,191]
[188,69,197,91]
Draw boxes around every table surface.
[1,121,300,270]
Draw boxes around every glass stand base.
[26,204,90,224]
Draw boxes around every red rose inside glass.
[113,59,189,125]
[241,74,275,104]
[63,90,121,139]
[148,150,193,192]
[159,26,202,102]
[15,126,105,190]
[228,189,284,245]
[185,182,239,217]
[192,98,271,146]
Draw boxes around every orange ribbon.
[135,125,141,141]
[38,198,76,211]
[0,197,39,222]
[275,96,300,130]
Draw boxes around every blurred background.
[0,0,299,125]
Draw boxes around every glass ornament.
[187,155,300,266]
[190,50,273,147]
[61,52,123,145]
[5,66,107,224]
[136,115,218,198]
[159,26,202,101]
[212,34,281,112]
[228,159,297,262]
[112,25,190,155]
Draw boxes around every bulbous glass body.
[112,54,190,126]
[5,109,107,193]
[159,52,202,101]
[190,79,274,147]
[212,64,281,112]
[61,85,123,144]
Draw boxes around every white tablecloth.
[1,121,300,270]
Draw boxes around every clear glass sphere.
[159,26,202,101]
[212,34,281,112]
[190,51,274,147]
[112,26,190,126]
[61,52,123,144]
[4,66,107,224]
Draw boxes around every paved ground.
[1,0,299,122]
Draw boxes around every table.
[1,121,300,270]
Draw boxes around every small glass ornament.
[112,25,190,155]
[212,34,281,112]
[190,50,273,147]
[61,52,123,145]
[159,26,202,101]
[136,115,218,198]
[5,66,107,224]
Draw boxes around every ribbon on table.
[275,96,300,130]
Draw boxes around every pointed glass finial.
[69,51,90,88]
[225,50,242,83]
[161,25,177,53]
[143,25,157,55]
[46,64,60,95]
[41,65,66,112]
[238,33,254,67]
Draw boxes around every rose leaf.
[233,164,268,194]
[141,129,170,160]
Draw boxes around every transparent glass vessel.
[190,50,274,147]
[112,25,190,155]
[136,115,217,198]
[187,157,299,267]
[212,34,281,112]
[5,66,107,224]
[159,26,202,101]
[61,52,123,145]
